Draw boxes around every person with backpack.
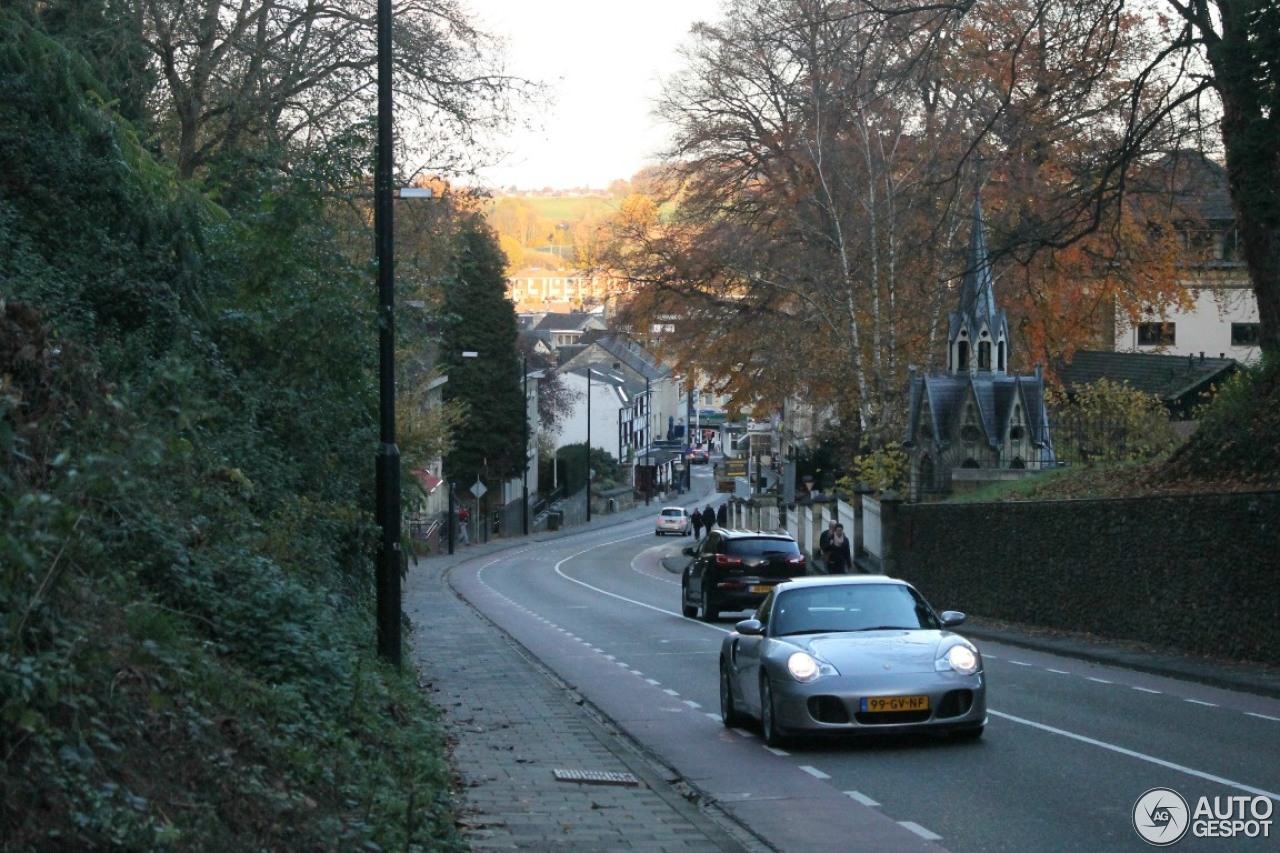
[457,505,471,545]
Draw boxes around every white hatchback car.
[655,506,692,537]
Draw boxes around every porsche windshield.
[772,584,940,636]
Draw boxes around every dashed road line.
[899,821,943,841]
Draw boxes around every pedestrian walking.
[826,524,852,574]
[716,503,727,527]
[702,504,715,533]
[456,505,471,546]
[818,519,837,570]
[691,508,704,540]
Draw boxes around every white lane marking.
[484,537,1279,802]
[684,700,702,709]
[845,791,880,807]
[706,712,720,721]
[990,710,1280,800]
[1133,686,1162,694]
[1247,712,1280,722]
[800,766,831,780]
[1046,668,1069,674]
[899,821,942,841]
[631,546,682,585]
[1184,699,1217,707]
[663,688,679,696]
[549,537,731,633]
[764,746,789,756]
[645,678,660,686]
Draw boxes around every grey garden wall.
[889,490,1280,666]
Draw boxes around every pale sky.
[467,0,724,191]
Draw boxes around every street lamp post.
[522,356,529,536]
[447,482,455,555]
[585,366,592,522]
[374,0,400,668]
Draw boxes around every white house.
[555,366,636,461]
[558,335,682,449]
[1115,152,1261,365]
[1115,281,1260,364]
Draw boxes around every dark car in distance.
[681,529,808,621]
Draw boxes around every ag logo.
[1134,787,1190,845]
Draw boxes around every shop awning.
[411,468,442,494]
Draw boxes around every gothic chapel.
[903,197,1056,501]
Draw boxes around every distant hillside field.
[488,194,621,223]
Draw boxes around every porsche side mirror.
[735,619,764,636]
[939,610,966,627]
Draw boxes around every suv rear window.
[723,538,800,557]
[661,509,684,517]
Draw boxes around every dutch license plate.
[749,584,773,594]
[862,695,930,713]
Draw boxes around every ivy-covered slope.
[1,14,462,850]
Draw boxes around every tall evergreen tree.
[440,215,526,489]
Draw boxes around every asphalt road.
[447,470,1280,852]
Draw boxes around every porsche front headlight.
[936,642,980,675]
[786,651,838,683]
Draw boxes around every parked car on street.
[689,449,710,464]
[718,575,986,747]
[655,506,692,537]
[680,529,807,620]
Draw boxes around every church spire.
[947,189,1009,375]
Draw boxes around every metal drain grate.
[552,769,641,787]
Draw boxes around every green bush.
[1,14,462,849]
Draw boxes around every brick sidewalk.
[403,478,765,851]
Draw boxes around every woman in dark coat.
[702,504,715,533]
[716,503,728,527]
[826,524,853,574]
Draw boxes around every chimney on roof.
[1200,351,1205,364]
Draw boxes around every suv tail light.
[786,554,806,567]
[714,553,743,567]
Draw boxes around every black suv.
[680,529,808,621]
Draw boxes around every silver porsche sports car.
[718,575,987,746]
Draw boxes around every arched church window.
[998,341,1006,372]
[960,424,983,442]
[920,456,936,490]
[978,341,991,369]
[1010,456,1026,469]
[956,341,969,371]
[1010,426,1025,440]
[961,458,980,469]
